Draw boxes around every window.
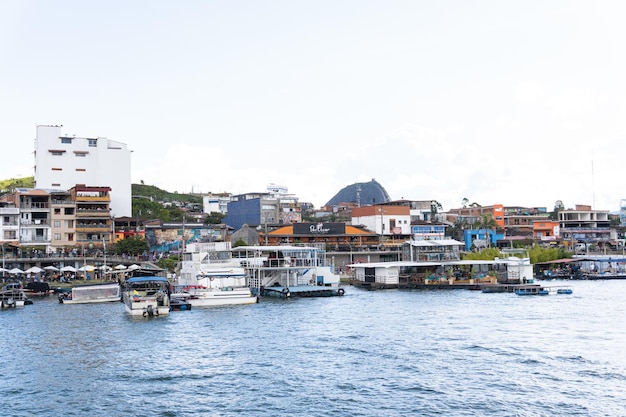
[52,168,62,171]
[54,233,61,240]
[88,139,97,147]
[53,220,60,228]
[75,153,86,157]
[61,138,72,144]
[52,183,61,187]
[76,168,86,172]
[51,151,64,156]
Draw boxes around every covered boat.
[122,276,170,317]
[58,282,121,304]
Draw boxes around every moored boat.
[0,284,30,308]
[122,276,171,317]
[58,282,121,304]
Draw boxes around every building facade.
[34,124,132,217]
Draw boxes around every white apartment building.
[34,124,132,217]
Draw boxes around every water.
[2,280,626,416]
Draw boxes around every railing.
[20,220,50,226]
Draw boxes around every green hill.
[131,183,202,204]
[0,176,34,192]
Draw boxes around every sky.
[2,1,626,212]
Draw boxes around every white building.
[34,125,132,217]
[202,194,231,214]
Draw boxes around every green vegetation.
[132,183,202,204]
[462,246,573,264]
[0,176,34,192]
[156,254,180,272]
[131,183,204,221]
[112,235,149,256]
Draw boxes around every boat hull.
[173,288,258,307]
[123,298,171,316]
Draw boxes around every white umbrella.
[25,266,44,274]
[128,264,141,270]
[44,265,60,271]
[99,265,112,271]
[78,265,95,272]
[9,268,24,274]
[114,264,127,270]
[60,266,77,273]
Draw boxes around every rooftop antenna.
[591,156,595,209]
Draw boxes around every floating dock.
[261,285,345,298]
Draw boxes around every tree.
[205,212,226,225]
[430,200,443,221]
[113,236,149,256]
[550,200,565,220]
[462,198,469,208]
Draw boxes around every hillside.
[131,183,202,204]
[0,176,34,191]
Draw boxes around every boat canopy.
[126,276,169,284]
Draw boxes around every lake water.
[2,280,626,416]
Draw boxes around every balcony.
[20,219,50,226]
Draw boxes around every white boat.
[122,276,171,317]
[58,282,121,304]
[0,283,30,308]
[175,243,258,307]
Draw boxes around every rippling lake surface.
[2,279,626,416]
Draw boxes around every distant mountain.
[325,179,391,207]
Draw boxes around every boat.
[175,243,259,307]
[121,276,171,317]
[515,286,549,296]
[0,283,31,308]
[58,282,121,304]
[231,244,343,297]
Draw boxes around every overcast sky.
[2,1,625,212]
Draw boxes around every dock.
[261,285,345,298]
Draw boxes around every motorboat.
[58,282,121,304]
[121,276,171,317]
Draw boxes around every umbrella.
[78,265,95,272]
[9,268,24,274]
[114,264,127,270]
[60,266,77,272]
[44,266,60,272]
[128,264,141,270]
[99,265,112,271]
[25,266,44,274]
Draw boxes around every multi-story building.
[351,205,412,238]
[202,193,231,215]
[0,200,19,243]
[50,190,76,250]
[503,206,550,237]
[224,185,302,231]
[17,188,51,249]
[34,124,132,217]
[70,185,113,248]
[559,204,610,245]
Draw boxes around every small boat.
[0,284,31,308]
[121,276,171,317]
[556,287,573,294]
[515,286,549,296]
[169,296,192,311]
[58,282,121,304]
